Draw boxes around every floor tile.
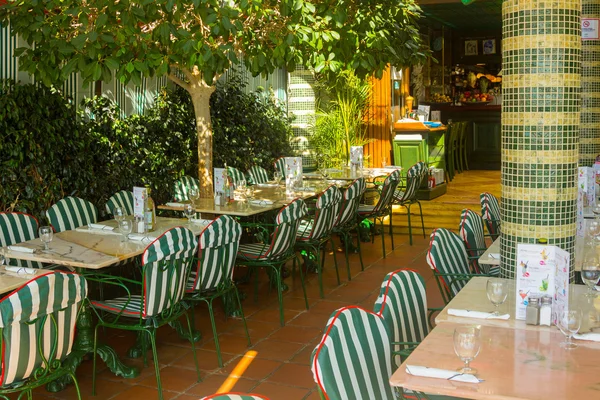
[267,362,316,388]
[111,385,179,400]
[267,325,322,343]
[250,339,305,362]
[250,382,312,399]
[187,374,258,397]
[136,365,202,392]
[218,357,283,380]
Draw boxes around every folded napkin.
[250,199,274,205]
[88,223,114,231]
[448,309,510,320]
[128,234,158,242]
[166,202,185,208]
[573,333,600,342]
[257,183,279,188]
[190,218,210,225]
[488,253,500,259]
[406,365,482,383]
[5,266,37,275]
[8,245,35,253]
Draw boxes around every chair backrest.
[0,212,44,269]
[373,269,429,368]
[334,177,366,228]
[480,192,501,240]
[372,169,401,214]
[274,157,286,176]
[247,165,270,185]
[105,190,134,216]
[299,185,342,241]
[426,228,471,299]
[189,215,242,292]
[0,271,87,387]
[312,306,394,400]
[46,196,98,232]
[141,227,198,317]
[265,199,307,259]
[227,166,246,186]
[174,176,200,202]
[201,394,270,400]
[394,161,427,203]
[459,209,487,273]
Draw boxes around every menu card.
[133,186,147,233]
[214,168,227,194]
[515,244,569,321]
[284,157,302,187]
[350,146,364,167]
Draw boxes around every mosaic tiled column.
[580,0,600,166]
[501,0,581,279]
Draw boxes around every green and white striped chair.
[247,165,270,185]
[274,157,286,176]
[90,227,200,400]
[333,177,367,280]
[201,393,269,400]
[393,162,427,245]
[427,228,481,304]
[480,192,501,241]
[312,306,394,400]
[296,185,342,298]
[186,215,250,368]
[174,175,200,202]
[358,169,401,258]
[0,212,46,269]
[105,190,134,216]
[46,196,98,232]
[227,166,246,186]
[374,269,431,368]
[0,271,87,399]
[237,199,308,326]
[459,209,500,276]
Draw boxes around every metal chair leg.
[417,200,426,238]
[407,203,413,246]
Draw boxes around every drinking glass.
[188,188,200,204]
[588,220,600,239]
[486,278,508,315]
[236,179,247,200]
[274,171,282,185]
[593,204,600,221]
[246,186,255,201]
[113,206,125,222]
[581,255,600,298]
[453,326,481,374]
[557,310,582,349]
[0,248,6,266]
[39,226,53,250]
[183,204,195,224]
[119,219,133,242]
[381,156,388,168]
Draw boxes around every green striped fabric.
[459,209,500,276]
[201,394,269,400]
[105,190,134,216]
[0,271,87,386]
[273,157,286,176]
[227,167,246,186]
[311,306,394,400]
[174,176,200,202]
[247,166,270,185]
[393,162,427,203]
[238,199,307,261]
[373,269,429,368]
[0,212,44,269]
[45,196,98,232]
[187,215,242,292]
[93,227,198,318]
[358,169,401,216]
[297,185,342,241]
[426,228,471,297]
[480,192,501,240]
[334,177,366,229]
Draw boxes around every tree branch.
[167,72,190,91]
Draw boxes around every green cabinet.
[393,139,426,171]
[392,128,446,172]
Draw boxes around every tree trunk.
[189,84,216,198]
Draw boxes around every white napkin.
[573,333,600,342]
[257,183,279,188]
[250,199,274,205]
[5,266,37,275]
[166,202,185,208]
[128,234,158,242]
[190,218,210,225]
[8,245,35,253]
[448,309,510,320]
[88,223,114,231]
[489,253,500,259]
[406,365,482,383]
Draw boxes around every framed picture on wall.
[483,39,496,55]
[465,40,478,56]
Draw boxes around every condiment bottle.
[144,186,156,232]
[526,297,540,325]
[539,296,552,326]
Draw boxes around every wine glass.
[0,248,6,267]
[381,156,388,168]
[593,204,600,221]
[581,255,600,298]
[486,278,508,315]
[119,219,133,242]
[274,171,282,185]
[183,204,195,225]
[557,310,582,349]
[113,206,125,222]
[39,226,53,250]
[188,188,200,204]
[246,186,255,201]
[236,179,247,200]
[453,326,481,374]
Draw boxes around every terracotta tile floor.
[31,233,443,400]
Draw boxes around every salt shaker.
[526,297,540,325]
[539,296,552,326]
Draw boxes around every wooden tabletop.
[389,322,600,400]
[0,267,34,294]
[435,277,600,332]
[1,217,206,270]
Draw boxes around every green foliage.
[310,71,373,169]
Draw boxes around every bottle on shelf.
[144,185,156,232]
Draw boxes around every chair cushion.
[296,220,314,240]
[238,243,271,259]
[92,295,144,317]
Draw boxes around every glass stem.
[464,359,470,370]
[44,243,49,250]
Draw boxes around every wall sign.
[582,18,599,40]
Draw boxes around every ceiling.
[418,0,502,32]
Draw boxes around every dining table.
[303,167,399,182]
[0,266,36,294]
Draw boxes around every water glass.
[113,206,125,222]
[246,186,255,201]
[39,226,53,250]
[588,220,600,239]
[557,310,582,349]
[381,156,388,168]
[183,204,195,224]
[274,171,282,185]
[453,326,481,374]
[593,204,600,221]
[0,248,6,266]
[582,254,600,298]
[486,278,508,315]
[188,188,200,203]
[119,219,133,242]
